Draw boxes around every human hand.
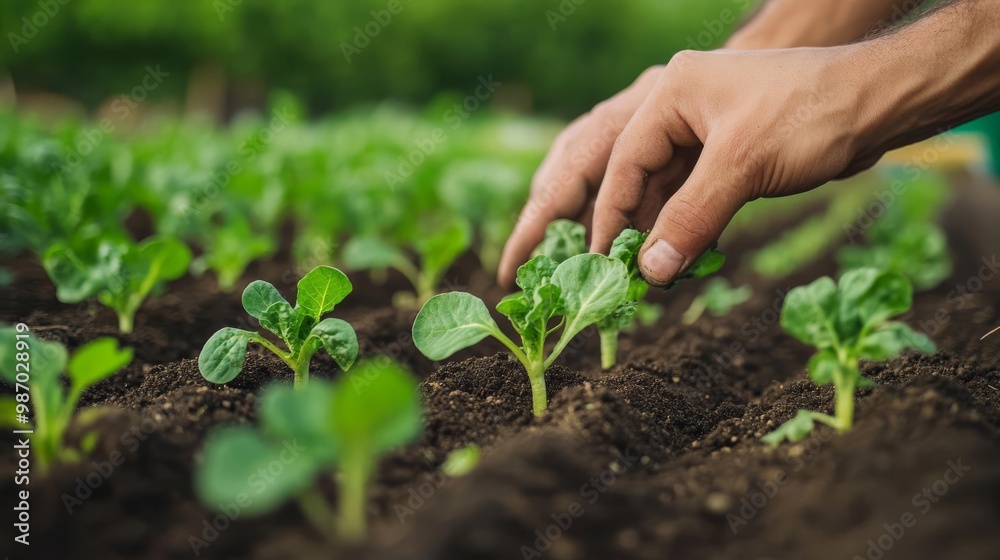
[496,66,664,288]
[502,46,885,288]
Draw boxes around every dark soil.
[3,178,1000,560]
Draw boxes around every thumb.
[638,143,748,286]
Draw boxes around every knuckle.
[665,50,700,76]
[716,130,763,185]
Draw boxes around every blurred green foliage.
[0,0,751,117]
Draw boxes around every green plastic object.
[957,112,1000,180]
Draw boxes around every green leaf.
[242,280,286,319]
[496,292,531,319]
[608,228,647,267]
[0,326,68,384]
[137,236,191,281]
[441,444,481,477]
[310,318,359,371]
[838,268,912,331]
[806,348,839,385]
[684,248,725,279]
[341,236,408,271]
[550,253,629,339]
[259,301,309,349]
[330,360,422,454]
[259,382,338,464]
[196,426,318,516]
[761,410,816,447]
[0,396,20,428]
[515,255,558,295]
[415,218,472,281]
[780,276,839,347]
[858,322,936,361]
[534,219,586,263]
[67,338,133,388]
[198,328,255,384]
[701,278,752,316]
[296,266,352,320]
[42,240,123,303]
[413,292,500,360]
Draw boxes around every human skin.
[498,0,1000,288]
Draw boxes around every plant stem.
[681,298,705,325]
[337,450,373,542]
[832,356,858,433]
[292,358,310,389]
[598,328,618,370]
[297,491,338,541]
[118,312,134,334]
[834,379,856,433]
[527,359,547,416]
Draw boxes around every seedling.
[196,360,422,541]
[438,158,525,274]
[195,214,276,291]
[341,217,472,308]
[840,174,950,291]
[534,220,725,368]
[681,278,752,324]
[0,324,133,473]
[198,266,358,388]
[762,268,935,446]
[43,234,192,333]
[838,221,950,292]
[413,249,630,415]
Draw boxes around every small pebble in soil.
[616,528,640,549]
[705,492,733,514]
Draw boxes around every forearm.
[846,0,1000,156]
[726,0,923,49]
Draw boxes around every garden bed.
[3,182,1000,560]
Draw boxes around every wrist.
[837,4,1000,159]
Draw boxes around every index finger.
[498,176,586,288]
[589,99,685,254]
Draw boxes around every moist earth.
[2,195,999,560]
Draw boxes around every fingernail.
[640,239,685,286]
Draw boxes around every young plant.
[681,278,753,324]
[761,268,935,446]
[0,324,133,473]
[198,265,358,388]
[534,220,725,368]
[438,158,526,274]
[195,214,276,292]
[42,234,192,333]
[839,173,950,291]
[341,217,472,308]
[413,250,630,415]
[196,359,422,541]
[838,221,950,292]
